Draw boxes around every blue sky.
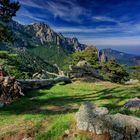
[14,0,140,54]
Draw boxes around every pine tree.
[83,47,98,65]
[100,60,129,83]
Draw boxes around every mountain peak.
[10,21,87,52]
[32,22,50,28]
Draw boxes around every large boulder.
[76,102,109,134]
[76,102,140,140]
[69,61,102,81]
[76,60,91,67]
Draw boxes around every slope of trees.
[0,50,30,79]
[29,44,68,67]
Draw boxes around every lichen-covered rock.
[69,61,102,80]
[76,61,91,67]
[76,102,140,140]
[76,102,109,133]
[104,113,140,139]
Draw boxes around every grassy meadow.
[0,81,140,140]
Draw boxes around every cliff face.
[10,21,87,52]
[98,50,108,63]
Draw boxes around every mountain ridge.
[99,48,140,66]
[10,21,87,52]
[6,21,140,67]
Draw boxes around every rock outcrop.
[69,61,102,81]
[76,102,140,140]
[98,50,108,63]
[124,97,140,110]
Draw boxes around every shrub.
[100,60,129,83]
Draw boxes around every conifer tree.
[100,60,129,83]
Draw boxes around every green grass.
[0,81,140,139]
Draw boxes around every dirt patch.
[0,121,34,140]
[0,120,49,140]
[45,105,66,112]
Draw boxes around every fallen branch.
[18,76,72,91]
[0,76,71,104]
[45,71,60,77]
[32,68,65,79]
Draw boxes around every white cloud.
[46,1,86,22]
[92,16,118,23]
[79,36,140,46]
[19,0,86,23]
[19,0,42,9]
[53,27,115,33]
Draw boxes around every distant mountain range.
[99,48,140,66]
[2,21,140,69]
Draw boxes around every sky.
[14,0,140,55]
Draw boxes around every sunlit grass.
[0,81,140,139]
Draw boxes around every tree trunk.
[0,76,24,104]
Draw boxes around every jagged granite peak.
[33,23,58,45]
[98,50,108,63]
[10,21,87,52]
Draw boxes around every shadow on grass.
[0,85,140,116]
